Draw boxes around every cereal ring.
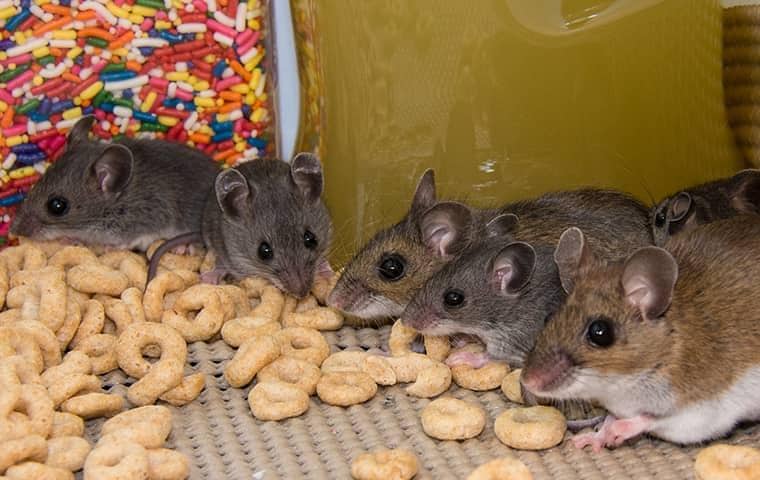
[241,278,285,320]
[67,288,90,309]
[1,354,42,386]
[48,246,99,269]
[224,335,280,388]
[311,270,338,305]
[5,384,54,439]
[143,272,185,322]
[386,353,437,383]
[0,435,48,473]
[121,288,146,324]
[6,461,73,480]
[67,264,129,297]
[452,362,510,391]
[104,299,137,336]
[74,334,118,375]
[275,327,330,366]
[0,327,44,373]
[361,356,397,386]
[161,285,225,342]
[389,319,418,357]
[83,439,149,480]
[56,295,82,351]
[101,406,173,449]
[406,362,451,398]
[282,307,344,331]
[316,372,377,407]
[494,406,566,450]
[501,370,524,404]
[258,357,321,395]
[421,397,486,440]
[41,351,92,387]
[11,267,67,332]
[200,250,216,275]
[120,257,149,291]
[166,269,199,288]
[47,373,101,408]
[466,457,533,480]
[61,393,124,420]
[116,323,186,406]
[148,240,204,273]
[99,251,147,270]
[220,316,281,348]
[694,444,760,480]
[321,350,367,374]
[350,449,419,480]
[1,411,32,441]
[0,244,46,275]
[3,321,61,370]
[46,436,91,472]
[217,285,251,318]
[147,448,190,480]
[248,380,310,421]
[158,373,206,407]
[424,336,451,362]
[0,308,21,326]
[295,295,319,313]
[49,412,84,438]
[70,300,105,349]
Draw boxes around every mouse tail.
[146,232,204,284]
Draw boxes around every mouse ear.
[215,168,250,217]
[621,246,678,320]
[92,144,133,194]
[553,227,589,294]
[290,152,323,203]
[420,201,471,258]
[668,192,692,222]
[410,169,436,216]
[67,115,96,145]
[730,169,760,214]
[485,213,519,238]
[490,242,536,295]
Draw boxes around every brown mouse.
[521,217,760,450]
[650,169,760,246]
[328,168,652,322]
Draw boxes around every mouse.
[328,168,652,322]
[521,217,760,451]
[148,153,333,299]
[400,234,562,367]
[650,169,760,246]
[9,115,219,251]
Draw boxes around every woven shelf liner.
[85,323,760,480]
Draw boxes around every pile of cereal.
[0,0,272,244]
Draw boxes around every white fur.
[546,366,760,444]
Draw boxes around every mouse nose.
[399,311,435,332]
[521,349,572,395]
[281,274,311,299]
[326,289,344,310]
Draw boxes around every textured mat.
[724,5,760,167]
[88,323,760,480]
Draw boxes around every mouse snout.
[521,349,572,396]
[9,211,40,238]
[280,273,312,299]
[399,310,438,332]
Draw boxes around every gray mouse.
[400,234,562,367]
[522,217,760,450]
[328,169,652,322]
[10,115,219,251]
[148,153,333,299]
[650,169,760,246]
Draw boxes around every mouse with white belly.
[9,115,219,250]
[521,218,760,451]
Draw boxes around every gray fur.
[10,116,218,250]
[202,157,332,297]
[401,238,565,366]
[650,169,760,246]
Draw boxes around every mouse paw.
[200,269,226,285]
[445,351,490,368]
[572,415,652,452]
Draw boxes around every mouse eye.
[586,316,615,348]
[654,209,666,228]
[378,254,405,281]
[303,230,318,250]
[443,289,465,309]
[258,241,273,261]
[47,196,69,216]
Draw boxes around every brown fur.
[527,216,760,407]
